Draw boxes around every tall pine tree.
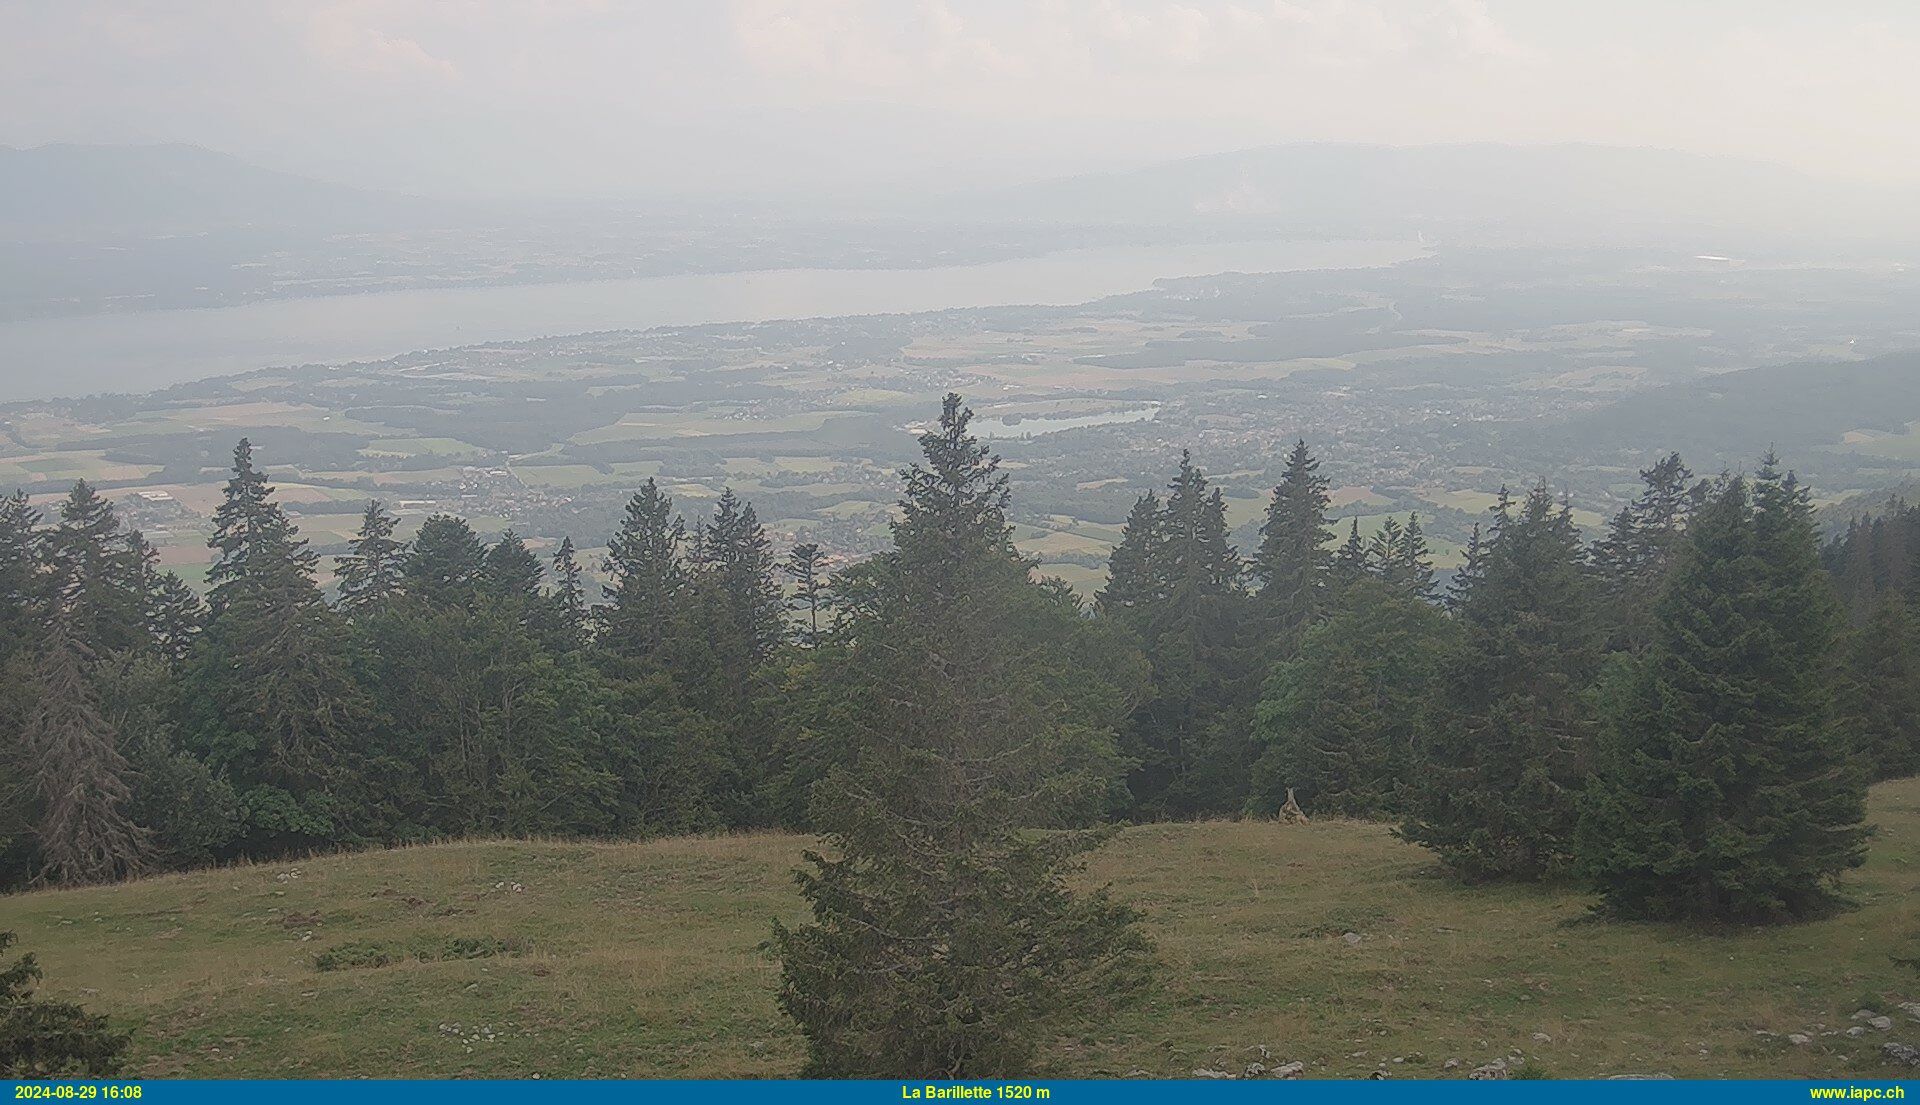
[785,541,828,647]
[43,483,149,656]
[684,488,784,824]
[182,440,369,853]
[600,479,687,663]
[22,604,148,886]
[1840,594,1920,780]
[1094,491,1164,619]
[1252,440,1333,635]
[0,492,44,669]
[335,500,404,612]
[1401,482,1597,880]
[1592,453,1697,653]
[773,394,1150,1076]
[1332,518,1369,584]
[1249,578,1458,818]
[402,515,488,608]
[1114,452,1251,818]
[1577,471,1869,921]
[550,536,589,647]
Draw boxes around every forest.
[2,393,1915,1074]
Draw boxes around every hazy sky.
[4,1,1918,199]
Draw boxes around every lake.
[0,239,1422,402]
[969,404,1162,439]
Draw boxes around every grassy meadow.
[3,779,1916,1080]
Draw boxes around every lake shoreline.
[0,238,1424,403]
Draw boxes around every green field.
[359,438,490,460]
[1842,424,1920,462]
[509,464,613,489]
[0,450,162,485]
[5,779,1916,1079]
[571,413,841,446]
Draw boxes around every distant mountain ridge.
[0,143,433,239]
[957,142,1914,248]
[11,140,1914,248]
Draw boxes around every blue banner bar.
[5,1081,1914,1104]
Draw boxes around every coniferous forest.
[2,395,1914,1074]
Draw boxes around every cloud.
[1,0,1918,194]
[721,0,1557,123]
[302,5,462,81]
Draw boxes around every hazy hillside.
[5,778,1916,1079]
[960,143,1915,249]
[1514,349,1920,471]
[0,143,432,240]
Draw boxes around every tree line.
[0,395,1911,1073]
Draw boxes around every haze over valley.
[6,0,1920,1086]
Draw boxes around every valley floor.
[4,779,1918,1079]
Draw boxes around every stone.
[1898,1001,1920,1022]
[1868,1016,1894,1031]
[1531,1033,1553,1043]
[1787,1033,1812,1046]
[1342,931,1363,946]
[1273,1061,1305,1079]
[1443,1059,1462,1071]
[1244,1063,1267,1077]
[1852,1009,1880,1022]
[1367,1070,1388,1080]
[1470,1060,1509,1081]
[1882,1043,1920,1068]
[1847,1027,1868,1039]
[1192,1068,1234,1080]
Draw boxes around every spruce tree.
[1122,451,1250,818]
[1447,522,1485,611]
[1592,453,1696,652]
[483,530,546,604]
[207,439,316,615]
[0,492,45,669]
[335,500,404,612]
[684,488,783,824]
[97,652,240,872]
[146,572,203,665]
[22,605,148,886]
[1332,518,1368,583]
[0,932,131,1077]
[1365,515,1404,580]
[1831,517,1878,623]
[1094,492,1164,620]
[402,515,487,608]
[1252,439,1332,634]
[773,394,1149,1077]
[1393,513,1436,599]
[600,479,687,662]
[1578,472,1869,921]
[1840,594,1920,780]
[360,588,620,838]
[550,537,589,645]
[693,489,783,666]
[1401,482,1597,880]
[184,440,368,852]
[1368,513,1435,599]
[43,482,149,655]
[1249,579,1457,818]
[785,541,828,646]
